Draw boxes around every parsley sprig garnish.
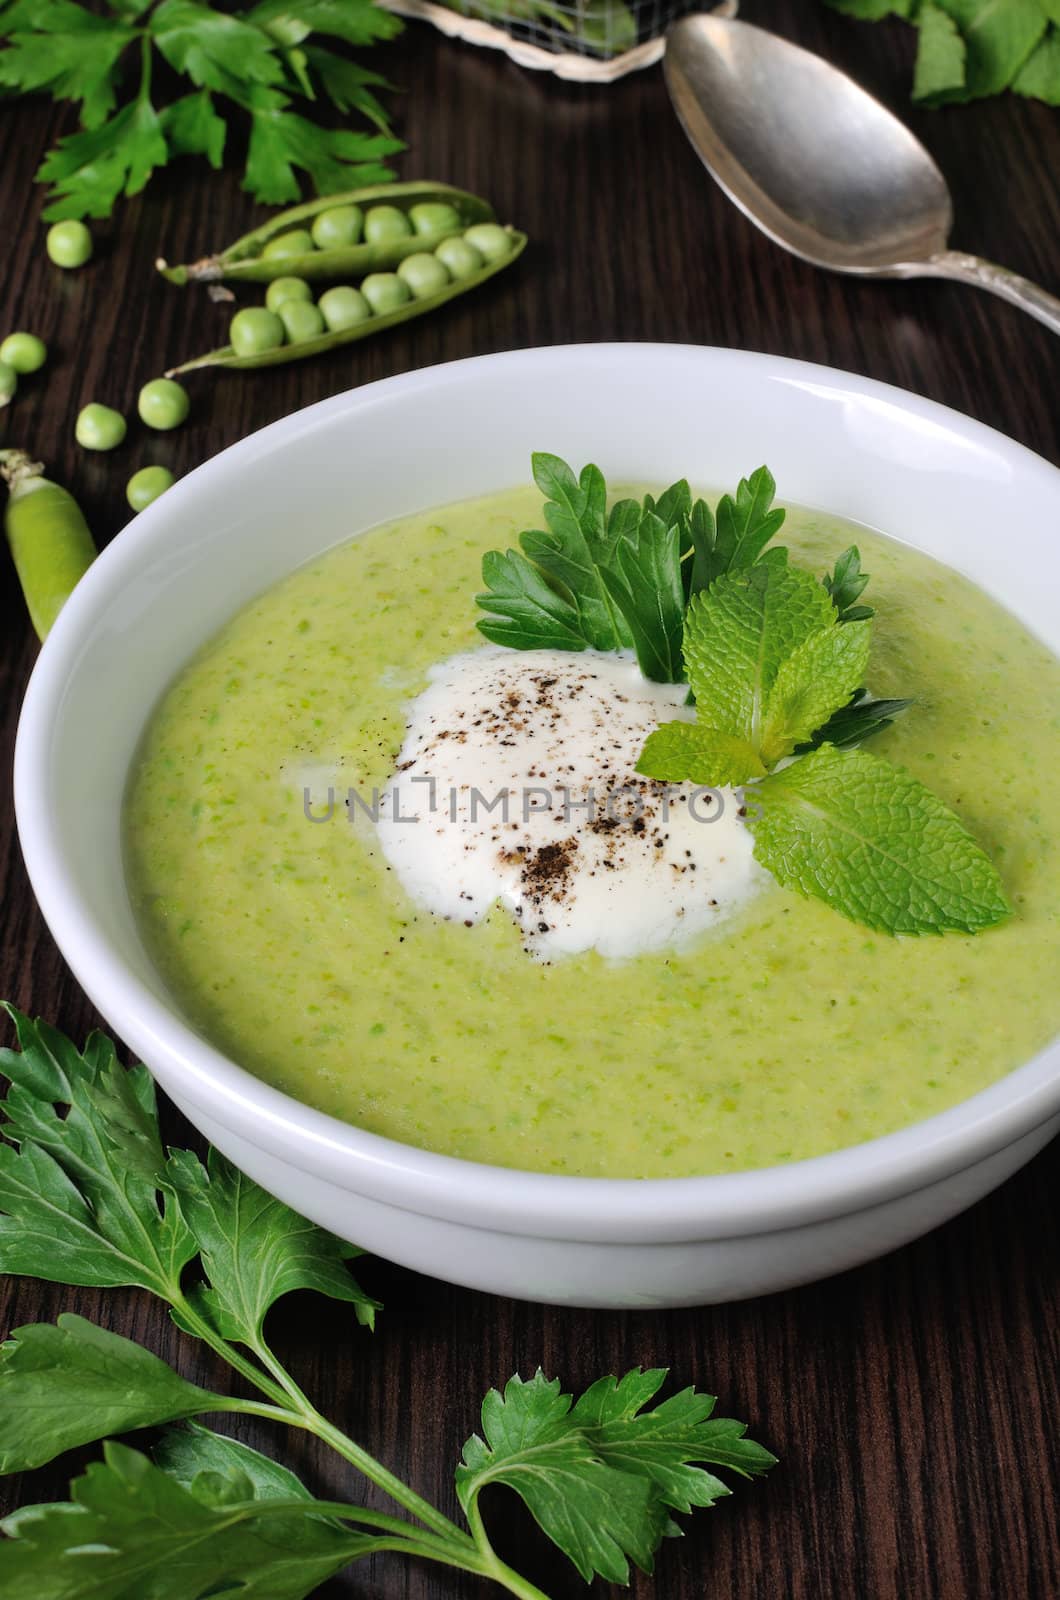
[0,1,403,220]
[479,454,1009,936]
[0,1006,776,1598]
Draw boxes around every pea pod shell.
[3,462,97,640]
[157,182,496,287]
[165,230,527,374]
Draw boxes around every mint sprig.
[636,564,1009,936]
[0,1007,776,1598]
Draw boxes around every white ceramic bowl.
[14,345,1060,1309]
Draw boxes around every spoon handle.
[925,250,1060,336]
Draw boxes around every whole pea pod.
[156,182,498,287]
[165,225,528,375]
[2,450,97,640]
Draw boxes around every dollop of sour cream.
[374,647,766,960]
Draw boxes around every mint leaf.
[745,745,1010,934]
[456,1369,775,1585]
[934,0,1046,99]
[598,510,686,681]
[682,564,837,745]
[0,1007,196,1297]
[799,690,913,751]
[636,721,766,786]
[476,546,591,651]
[165,1147,379,1347]
[1013,27,1060,103]
[0,1440,376,1600]
[913,3,968,99]
[0,1316,232,1474]
[760,618,872,764]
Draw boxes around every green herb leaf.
[598,510,686,681]
[636,721,766,787]
[156,1420,326,1508]
[160,89,227,166]
[713,466,787,575]
[1013,26,1060,103]
[934,0,1046,99]
[0,1316,232,1474]
[476,546,591,652]
[36,93,169,220]
[248,0,403,50]
[0,1440,376,1600]
[681,564,838,746]
[518,454,628,653]
[151,0,285,98]
[0,1007,197,1298]
[165,1147,378,1346]
[823,544,874,622]
[797,690,913,751]
[243,104,400,205]
[745,745,1011,934]
[913,2,968,100]
[0,2,135,129]
[760,617,872,765]
[456,1369,775,1585]
[299,44,391,129]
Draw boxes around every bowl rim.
[14,342,1060,1245]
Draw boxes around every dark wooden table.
[1,5,1058,1597]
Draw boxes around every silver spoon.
[664,13,1060,336]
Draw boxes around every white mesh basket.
[379,0,736,82]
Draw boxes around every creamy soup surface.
[124,488,1060,1177]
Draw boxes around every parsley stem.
[166,1292,294,1411]
[464,1493,553,1600]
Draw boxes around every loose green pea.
[261,229,315,261]
[462,223,512,263]
[0,332,47,374]
[265,276,313,312]
[76,403,126,452]
[46,220,93,269]
[126,465,175,512]
[0,360,17,407]
[317,286,372,332]
[360,272,412,313]
[363,206,414,245]
[397,252,451,299]
[311,205,364,250]
[278,299,325,343]
[408,201,463,237]
[138,377,190,431]
[434,236,484,280]
[229,307,286,356]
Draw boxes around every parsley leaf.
[476,547,592,652]
[823,544,874,622]
[1014,26,1060,103]
[0,1316,232,1473]
[166,1146,379,1346]
[0,1440,379,1600]
[598,509,686,682]
[798,688,913,751]
[745,745,1011,934]
[0,0,402,218]
[456,1369,775,1585]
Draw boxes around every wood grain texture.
[0,3,1058,1596]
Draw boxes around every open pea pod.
[165,230,528,374]
[156,181,497,287]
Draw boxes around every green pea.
[138,377,190,431]
[360,272,412,314]
[397,253,451,299]
[311,205,364,250]
[363,206,414,245]
[46,220,93,269]
[261,229,315,261]
[126,465,176,512]
[265,276,313,312]
[0,360,17,407]
[318,286,373,332]
[433,237,484,280]
[408,201,463,237]
[76,403,126,452]
[229,307,286,356]
[278,299,326,343]
[462,223,512,263]
[0,332,47,374]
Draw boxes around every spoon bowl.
[664,15,1060,332]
